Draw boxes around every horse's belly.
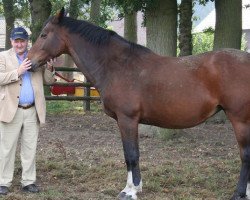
[141,113,209,129]
[141,100,218,129]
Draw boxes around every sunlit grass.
[46,100,102,114]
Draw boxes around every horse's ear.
[53,7,66,24]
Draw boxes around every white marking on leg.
[120,171,142,200]
[246,183,250,199]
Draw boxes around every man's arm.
[0,54,20,86]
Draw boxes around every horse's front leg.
[117,114,142,200]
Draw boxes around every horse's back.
[103,48,250,128]
[136,49,250,128]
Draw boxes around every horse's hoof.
[118,192,135,200]
[230,193,248,200]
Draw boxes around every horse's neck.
[67,37,130,89]
[68,43,106,88]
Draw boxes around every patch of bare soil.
[3,112,240,200]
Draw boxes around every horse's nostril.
[28,68,35,72]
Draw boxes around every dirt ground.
[2,112,241,200]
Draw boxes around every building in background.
[193,0,250,51]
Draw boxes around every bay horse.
[28,7,250,200]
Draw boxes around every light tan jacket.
[0,48,55,124]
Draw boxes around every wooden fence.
[44,67,101,111]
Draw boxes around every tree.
[28,0,52,96]
[69,0,80,19]
[64,0,81,73]
[213,0,242,50]
[90,0,101,24]
[145,0,177,56]
[28,0,52,43]
[104,0,137,42]
[2,0,15,49]
[124,11,137,43]
[211,0,242,122]
[1,0,30,49]
[113,0,178,56]
[178,0,193,56]
[192,29,214,54]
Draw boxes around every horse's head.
[28,7,67,71]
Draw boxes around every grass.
[143,158,239,199]
[0,140,240,200]
[0,105,241,200]
[157,128,184,141]
[46,100,102,114]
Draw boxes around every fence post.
[45,67,101,110]
[85,80,91,111]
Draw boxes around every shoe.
[22,184,39,193]
[0,186,9,195]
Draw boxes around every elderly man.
[0,27,55,195]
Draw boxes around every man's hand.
[17,58,32,76]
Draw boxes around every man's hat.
[10,27,29,40]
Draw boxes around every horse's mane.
[53,16,151,53]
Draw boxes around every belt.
[18,103,35,109]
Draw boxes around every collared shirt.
[17,51,35,105]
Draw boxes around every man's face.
[10,38,28,55]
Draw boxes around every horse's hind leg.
[228,118,250,200]
[116,114,142,200]
[247,177,250,198]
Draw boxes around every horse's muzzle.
[28,68,35,72]
[28,62,39,72]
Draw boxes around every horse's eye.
[40,33,47,38]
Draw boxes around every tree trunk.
[28,0,52,44]
[90,0,101,25]
[178,0,193,56]
[82,0,102,111]
[140,0,178,137]
[28,0,51,96]
[124,11,137,43]
[209,0,242,123]
[63,0,80,81]
[2,0,15,50]
[146,0,177,56]
[69,0,79,19]
[213,0,242,50]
